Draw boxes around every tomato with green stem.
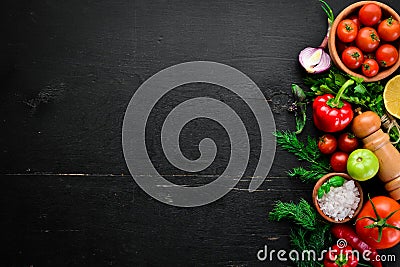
[337,19,358,43]
[376,44,399,67]
[355,27,380,53]
[356,195,400,249]
[362,58,379,78]
[318,134,337,154]
[342,47,364,69]
[378,16,400,42]
[338,132,359,153]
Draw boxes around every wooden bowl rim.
[328,1,400,82]
[312,172,364,223]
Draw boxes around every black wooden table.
[2,0,400,266]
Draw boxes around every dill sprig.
[274,130,331,182]
[269,198,317,231]
[269,199,331,267]
[289,224,331,267]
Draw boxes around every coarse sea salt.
[317,180,360,221]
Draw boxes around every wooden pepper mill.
[351,110,400,200]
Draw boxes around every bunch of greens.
[274,131,331,182]
[303,67,385,116]
[269,199,332,267]
[290,67,400,149]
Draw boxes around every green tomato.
[347,149,379,181]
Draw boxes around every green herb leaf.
[269,198,317,231]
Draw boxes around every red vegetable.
[331,224,382,267]
[312,80,354,132]
[359,3,382,26]
[362,58,379,78]
[330,151,348,172]
[324,244,358,267]
[342,47,364,70]
[356,196,400,249]
[355,27,380,53]
[375,44,399,68]
[318,134,337,154]
[338,132,359,153]
[337,19,358,43]
[378,16,400,42]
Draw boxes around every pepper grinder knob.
[351,111,400,200]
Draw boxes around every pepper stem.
[326,79,354,108]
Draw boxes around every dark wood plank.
[2,0,400,266]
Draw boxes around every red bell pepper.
[324,244,358,267]
[313,79,354,132]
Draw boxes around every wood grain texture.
[2,0,400,266]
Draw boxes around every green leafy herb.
[269,199,332,267]
[289,84,308,134]
[269,198,317,231]
[274,131,331,182]
[304,67,385,116]
[317,176,346,199]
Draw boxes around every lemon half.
[384,75,400,119]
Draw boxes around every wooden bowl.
[328,1,400,82]
[312,173,364,223]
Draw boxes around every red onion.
[299,0,334,74]
[299,47,331,74]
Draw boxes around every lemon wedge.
[384,75,400,119]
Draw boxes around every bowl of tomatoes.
[328,1,400,82]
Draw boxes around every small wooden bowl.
[312,173,364,223]
[328,1,400,82]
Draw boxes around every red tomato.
[356,196,400,249]
[378,17,400,42]
[375,44,399,67]
[355,27,380,52]
[348,14,361,29]
[337,19,358,43]
[318,134,337,155]
[330,151,349,172]
[362,58,380,77]
[338,132,359,153]
[359,3,382,26]
[342,47,364,69]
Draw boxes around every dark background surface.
[1,0,400,266]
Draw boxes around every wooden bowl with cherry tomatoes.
[328,1,400,82]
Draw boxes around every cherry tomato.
[342,47,364,69]
[362,58,380,77]
[356,196,400,249]
[375,44,399,67]
[355,27,380,52]
[318,134,337,155]
[378,17,400,42]
[337,19,358,43]
[338,132,359,153]
[330,151,349,172]
[359,3,382,26]
[348,14,361,29]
